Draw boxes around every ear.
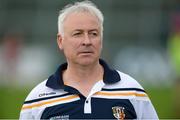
[57,33,63,50]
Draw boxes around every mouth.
[79,51,94,55]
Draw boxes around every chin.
[77,57,98,66]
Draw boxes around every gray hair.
[58,0,104,36]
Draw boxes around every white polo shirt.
[20,59,158,119]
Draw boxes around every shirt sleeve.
[19,108,34,119]
[19,106,45,119]
[19,80,48,119]
[142,100,158,119]
[130,98,159,119]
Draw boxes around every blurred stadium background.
[0,0,180,119]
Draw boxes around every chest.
[40,96,137,119]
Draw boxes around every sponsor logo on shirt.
[39,92,56,97]
[50,115,69,120]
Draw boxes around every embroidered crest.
[112,106,125,120]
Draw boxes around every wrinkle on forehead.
[63,12,100,32]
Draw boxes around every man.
[20,1,158,119]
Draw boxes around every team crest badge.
[112,106,125,120]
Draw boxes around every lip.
[78,51,94,55]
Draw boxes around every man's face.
[57,12,102,66]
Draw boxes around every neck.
[62,60,104,97]
[66,61,103,81]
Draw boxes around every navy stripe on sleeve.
[102,88,146,93]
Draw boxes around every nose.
[82,33,92,46]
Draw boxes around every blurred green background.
[0,0,180,119]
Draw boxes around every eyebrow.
[89,29,98,32]
[73,29,98,32]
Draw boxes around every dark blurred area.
[0,0,180,118]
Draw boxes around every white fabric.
[19,71,159,119]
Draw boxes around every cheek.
[63,39,79,52]
[96,40,102,49]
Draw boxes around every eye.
[72,31,82,37]
[89,31,98,37]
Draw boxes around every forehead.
[63,12,100,31]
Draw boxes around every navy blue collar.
[46,59,121,90]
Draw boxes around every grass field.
[0,86,177,119]
[146,86,175,118]
[0,86,31,118]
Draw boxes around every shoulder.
[102,70,150,101]
[24,79,66,102]
[104,70,144,90]
[117,70,144,89]
[24,80,51,101]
